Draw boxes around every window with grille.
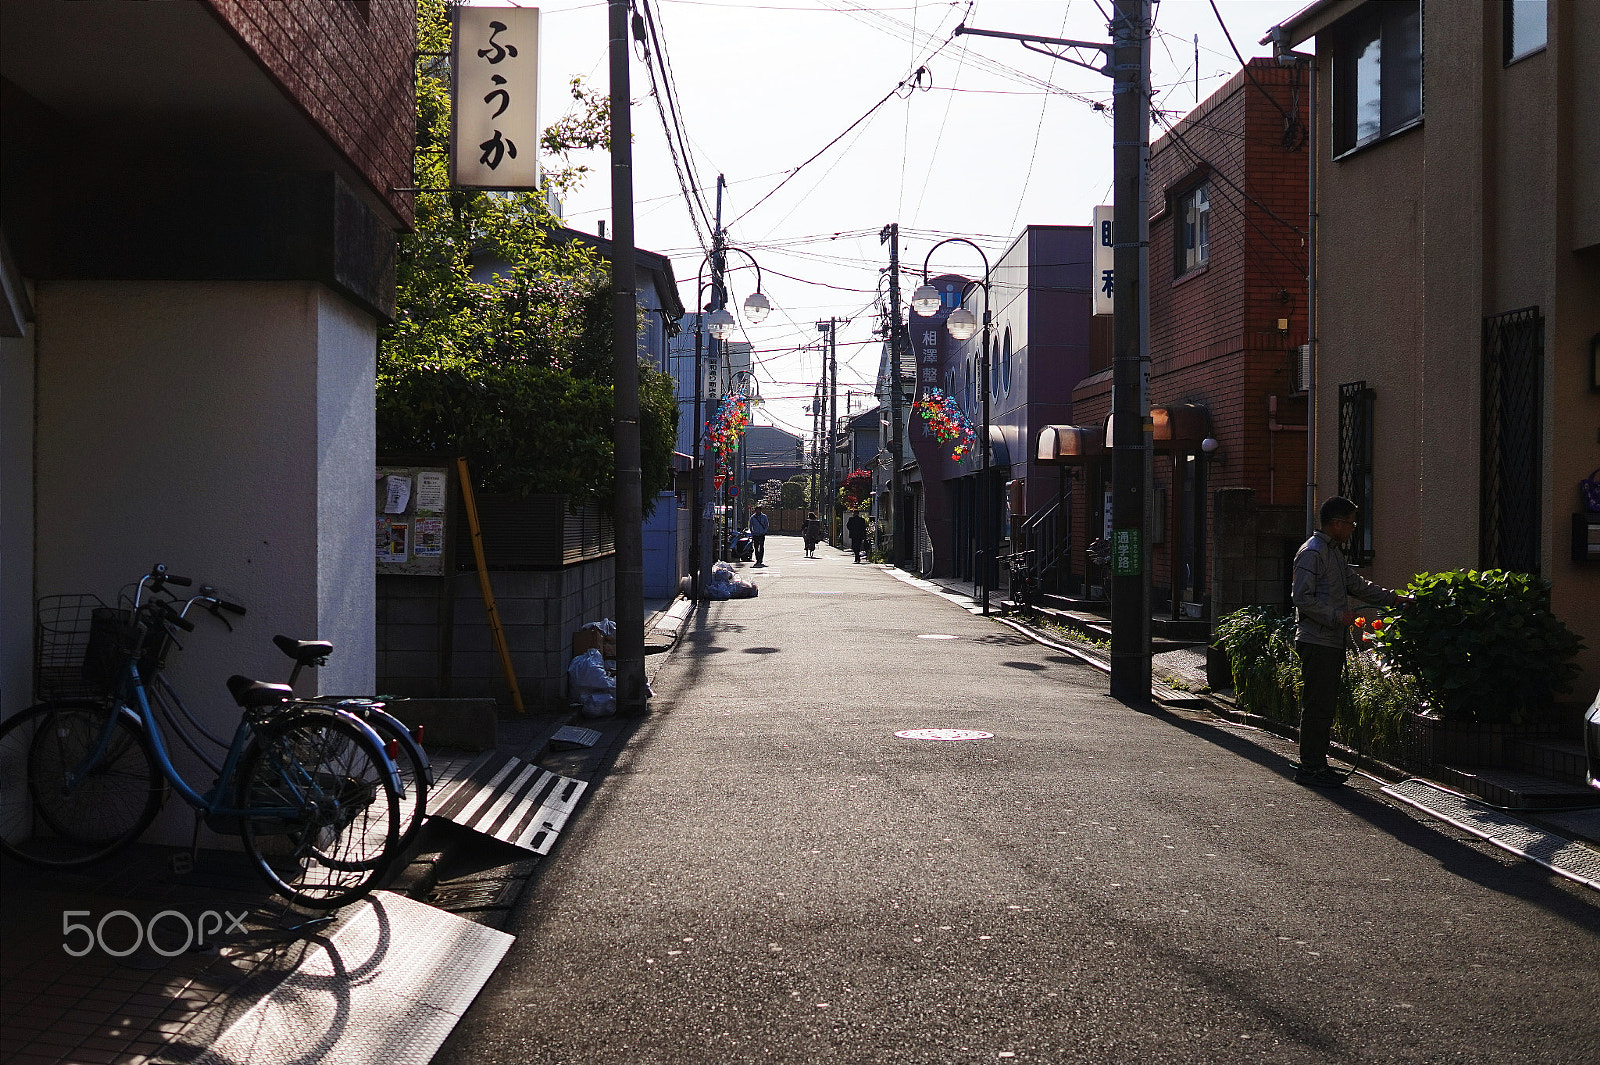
[1337,382,1375,563]
[1481,307,1544,574]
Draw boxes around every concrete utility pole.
[881,223,905,568]
[1106,0,1153,702]
[608,0,646,714]
[817,317,839,542]
[699,177,725,597]
[956,0,1153,701]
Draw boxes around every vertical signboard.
[1092,204,1115,316]
[452,7,541,190]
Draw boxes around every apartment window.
[1504,1,1547,64]
[1175,184,1210,275]
[1337,382,1375,564]
[1481,308,1543,574]
[1332,0,1422,156]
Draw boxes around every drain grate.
[430,751,588,854]
[1383,778,1600,891]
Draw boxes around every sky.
[495,0,1309,441]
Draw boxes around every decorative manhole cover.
[917,634,958,639]
[895,729,993,741]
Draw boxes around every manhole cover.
[895,729,993,741]
[917,634,958,640]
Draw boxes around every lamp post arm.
[919,236,991,283]
[954,23,1112,76]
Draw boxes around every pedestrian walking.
[1291,496,1409,787]
[846,511,869,563]
[749,505,770,566]
[802,512,823,558]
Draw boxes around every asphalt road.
[437,534,1600,1064]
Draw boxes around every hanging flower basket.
[913,387,975,461]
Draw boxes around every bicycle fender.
[362,706,434,785]
[283,705,405,799]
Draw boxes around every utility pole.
[881,223,905,568]
[699,176,725,597]
[1107,0,1153,702]
[608,0,646,714]
[956,0,1152,701]
[820,318,839,544]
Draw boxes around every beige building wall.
[1295,0,1600,690]
[32,280,376,844]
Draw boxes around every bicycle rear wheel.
[0,701,162,867]
[347,706,429,851]
[237,711,399,909]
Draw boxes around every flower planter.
[1403,712,1552,768]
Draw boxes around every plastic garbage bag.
[568,648,616,717]
[705,560,759,600]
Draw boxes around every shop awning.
[1035,424,1104,464]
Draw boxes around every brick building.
[1,0,417,840]
[1067,58,1310,619]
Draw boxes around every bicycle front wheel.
[0,701,162,867]
[237,711,400,909]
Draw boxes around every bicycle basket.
[83,606,176,692]
[35,594,107,700]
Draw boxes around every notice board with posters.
[375,461,454,576]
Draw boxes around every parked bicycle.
[270,634,432,851]
[0,566,401,909]
[1000,549,1042,609]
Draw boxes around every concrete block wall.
[377,558,616,709]
[1212,488,1303,624]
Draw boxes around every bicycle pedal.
[169,852,195,875]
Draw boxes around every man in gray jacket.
[1291,496,1408,786]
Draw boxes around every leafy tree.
[379,0,678,512]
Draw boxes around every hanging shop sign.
[452,6,541,190]
[1093,205,1115,316]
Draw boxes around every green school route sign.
[1112,528,1142,576]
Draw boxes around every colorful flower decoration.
[841,469,873,511]
[705,392,754,474]
[913,387,976,461]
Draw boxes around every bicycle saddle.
[226,675,294,708]
[273,634,333,665]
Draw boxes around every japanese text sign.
[1093,205,1114,316]
[452,7,540,189]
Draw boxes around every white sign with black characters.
[451,6,540,189]
[1093,204,1114,316]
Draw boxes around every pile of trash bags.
[704,560,759,600]
[568,619,616,717]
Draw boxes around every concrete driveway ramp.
[194,891,512,1065]
[430,750,588,854]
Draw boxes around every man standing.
[1291,496,1407,787]
[749,505,770,567]
[846,511,869,564]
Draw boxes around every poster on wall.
[378,518,409,563]
[376,463,451,575]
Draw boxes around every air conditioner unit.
[1292,344,1311,394]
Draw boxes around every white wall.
[33,280,377,841]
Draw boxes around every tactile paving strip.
[429,750,588,853]
[193,891,512,1065]
[1383,778,1600,891]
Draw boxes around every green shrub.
[1370,570,1584,724]
[1214,607,1415,755]
[1213,606,1301,725]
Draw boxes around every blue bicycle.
[0,566,402,909]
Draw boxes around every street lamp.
[693,244,772,597]
[920,238,993,615]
